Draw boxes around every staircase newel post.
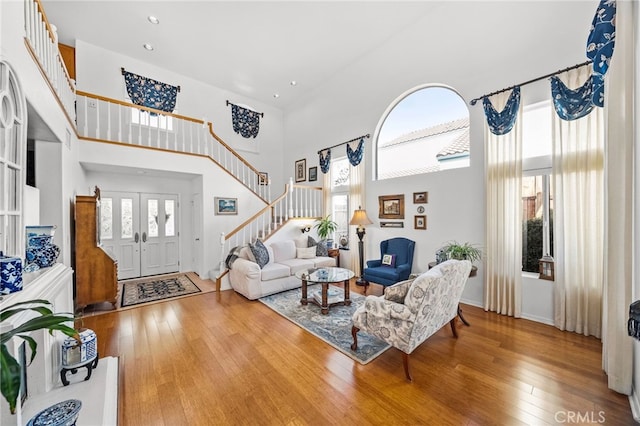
[219,232,226,273]
[288,177,294,220]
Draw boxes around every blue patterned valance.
[122,69,179,114]
[227,101,263,139]
[346,138,364,166]
[319,149,331,174]
[482,87,520,135]
[550,75,596,121]
[586,0,616,77]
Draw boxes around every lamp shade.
[350,207,372,227]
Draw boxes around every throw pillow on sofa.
[249,239,270,268]
[308,236,328,257]
[296,246,316,259]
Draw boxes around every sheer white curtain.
[602,0,634,395]
[552,65,604,338]
[484,90,523,317]
[322,169,331,218]
[348,156,366,275]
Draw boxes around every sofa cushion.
[270,240,297,263]
[249,239,269,268]
[295,235,309,248]
[297,247,316,259]
[260,262,291,281]
[278,258,315,275]
[313,256,335,268]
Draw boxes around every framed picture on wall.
[414,215,427,230]
[215,197,237,215]
[295,159,306,182]
[378,194,405,219]
[309,166,318,182]
[413,191,428,204]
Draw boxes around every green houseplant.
[441,241,483,263]
[0,299,77,414]
[314,215,338,241]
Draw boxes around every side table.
[328,248,340,267]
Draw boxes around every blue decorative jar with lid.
[0,251,23,294]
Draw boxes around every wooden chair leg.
[449,318,458,338]
[351,326,359,350]
[402,352,412,382]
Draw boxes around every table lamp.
[349,206,372,286]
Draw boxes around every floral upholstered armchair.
[351,259,472,381]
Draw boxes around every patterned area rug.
[259,286,390,365]
[121,274,201,307]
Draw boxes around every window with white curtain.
[330,157,350,244]
[522,100,554,274]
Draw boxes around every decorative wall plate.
[417,206,425,214]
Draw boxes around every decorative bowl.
[26,399,82,426]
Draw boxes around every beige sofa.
[229,238,336,300]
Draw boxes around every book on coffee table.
[311,287,343,305]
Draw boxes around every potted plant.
[1,299,78,414]
[441,241,483,263]
[314,215,338,248]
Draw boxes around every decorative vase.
[26,399,82,426]
[25,226,59,272]
[0,252,23,294]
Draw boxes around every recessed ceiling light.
[290,81,297,86]
[273,93,280,98]
[147,16,160,24]
[143,43,154,51]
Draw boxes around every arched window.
[375,85,470,180]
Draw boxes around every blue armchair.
[362,237,415,287]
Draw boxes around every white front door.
[100,192,179,279]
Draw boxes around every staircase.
[22,0,324,287]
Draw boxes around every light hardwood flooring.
[79,276,635,425]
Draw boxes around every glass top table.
[295,267,354,314]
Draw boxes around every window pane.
[522,175,554,272]
[121,198,133,238]
[377,86,469,180]
[165,200,175,237]
[331,194,349,246]
[523,101,552,160]
[100,198,113,240]
[331,157,350,188]
[148,199,158,237]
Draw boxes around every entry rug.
[121,274,201,307]
[259,286,391,365]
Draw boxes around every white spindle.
[118,103,122,141]
[95,100,100,139]
[83,96,88,136]
[107,102,111,140]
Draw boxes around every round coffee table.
[295,267,354,314]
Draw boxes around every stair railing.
[218,181,323,274]
[75,91,271,202]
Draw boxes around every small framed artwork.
[413,191,428,204]
[309,166,318,182]
[215,197,238,215]
[414,215,427,230]
[258,172,268,185]
[417,206,425,214]
[378,194,405,219]
[295,158,306,182]
[380,221,404,228]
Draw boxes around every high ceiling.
[42,1,597,109]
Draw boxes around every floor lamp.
[349,206,372,286]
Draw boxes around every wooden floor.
[79,276,635,425]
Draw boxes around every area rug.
[259,286,391,365]
[121,274,201,307]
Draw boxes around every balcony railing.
[76,91,271,202]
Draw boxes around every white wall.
[282,1,593,309]
[74,41,287,190]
